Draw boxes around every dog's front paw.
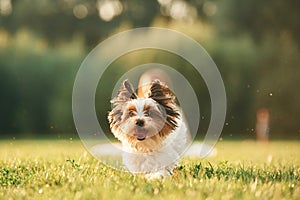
[145,169,173,180]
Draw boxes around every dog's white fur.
[121,117,189,179]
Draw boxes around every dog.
[108,73,190,179]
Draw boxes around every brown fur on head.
[147,80,180,137]
[108,79,180,152]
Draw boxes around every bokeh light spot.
[98,0,123,22]
[73,4,88,19]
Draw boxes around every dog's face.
[108,80,180,151]
[119,98,166,141]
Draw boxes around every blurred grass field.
[0,139,299,200]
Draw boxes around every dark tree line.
[0,0,299,139]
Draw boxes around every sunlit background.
[0,0,299,140]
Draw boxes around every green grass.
[0,139,299,200]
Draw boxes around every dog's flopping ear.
[148,80,180,136]
[111,80,137,106]
[148,80,175,103]
[108,80,137,130]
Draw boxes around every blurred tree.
[215,0,300,138]
[0,0,160,47]
[217,0,300,46]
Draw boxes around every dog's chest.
[122,119,188,173]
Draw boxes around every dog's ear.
[108,80,137,130]
[111,80,137,105]
[148,80,180,136]
[148,79,175,105]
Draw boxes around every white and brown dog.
[108,75,190,179]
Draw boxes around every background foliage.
[0,0,299,139]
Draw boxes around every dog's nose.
[135,119,145,127]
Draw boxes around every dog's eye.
[128,110,135,117]
[144,110,152,117]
